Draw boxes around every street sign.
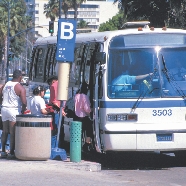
[56,19,77,62]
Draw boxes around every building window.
[35,10,39,14]
[35,17,39,22]
[80,4,99,8]
[87,0,106,1]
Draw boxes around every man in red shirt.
[47,76,65,148]
[47,76,60,109]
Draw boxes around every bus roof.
[34,27,186,46]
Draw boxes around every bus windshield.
[108,47,186,99]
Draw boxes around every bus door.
[82,41,105,152]
[64,41,105,152]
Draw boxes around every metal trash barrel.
[70,121,82,162]
[15,114,52,160]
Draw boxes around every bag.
[64,97,75,118]
[64,106,75,119]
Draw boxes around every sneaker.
[1,152,7,158]
[7,153,16,159]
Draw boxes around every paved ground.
[0,157,104,186]
[0,155,101,171]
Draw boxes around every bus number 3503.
[152,109,172,116]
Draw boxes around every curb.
[63,158,101,172]
[0,157,101,172]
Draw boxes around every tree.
[0,0,29,80]
[44,0,86,20]
[77,19,89,28]
[62,0,72,19]
[43,0,59,21]
[99,12,125,32]
[114,0,170,27]
[114,0,186,28]
[66,0,86,20]
[44,0,73,20]
[166,0,186,29]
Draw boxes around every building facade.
[25,0,119,37]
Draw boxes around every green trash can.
[70,121,82,162]
[15,114,52,160]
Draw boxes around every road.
[0,151,186,186]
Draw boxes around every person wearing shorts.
[0,69,27,159]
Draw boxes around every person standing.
[47,76,60,109]
[74,81,94,152]
[47,76,65,147]
[0,69,27,158]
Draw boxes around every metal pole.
[59,0,62,19]
[6,1,10,82]
[25,32,28,75]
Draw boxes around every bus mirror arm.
[95,52,106,64]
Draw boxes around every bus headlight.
[107,113,138,121]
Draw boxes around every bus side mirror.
[95,52,106,64]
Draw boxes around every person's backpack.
[64,97,75,118]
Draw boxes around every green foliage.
[99,12,124,32]
[43,0,59,21]
[44,0,86,20]
[166,0,186,29]
[114,0,186,29]
[77,19,89,28]
[0,0,29,57]
[69,0,86,20]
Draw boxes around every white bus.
[29,22,186,157]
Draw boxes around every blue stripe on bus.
[104,129,186,134]
[100,100,186,108]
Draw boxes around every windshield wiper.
[162,55,171,83]
[161,54,186,100]
[131,71,159,112]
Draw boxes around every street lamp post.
[6,1,10,82]
[6,25,47,80]
[0,0,11,83]
[25,32,28,75]
[59,0,62,19]
[25,32,34,75]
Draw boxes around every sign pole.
[59,0,62,19]
[51,17,77,160]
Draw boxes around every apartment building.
[25,0,119,37]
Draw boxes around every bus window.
[160,47,186,97]
[108,49,155,98]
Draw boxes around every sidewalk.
[0,157,102,186]
[0,126,101,172]
[0,154,101,172]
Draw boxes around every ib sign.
[56,19,77,62]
